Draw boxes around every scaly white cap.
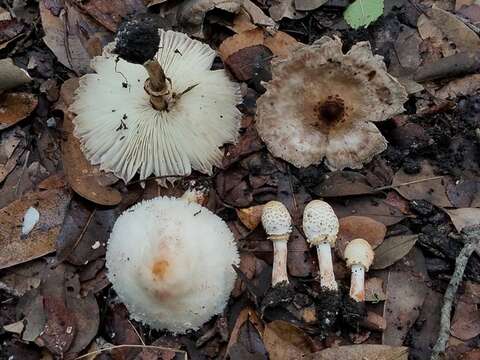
[261,201,292,240]
[303,200,339,247]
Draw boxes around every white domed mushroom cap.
[71,30,241,185]
[303,200,339,246]
[106,196,239,333]
[344,238,374,270]
[261,201,292,237]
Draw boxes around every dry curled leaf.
[60,79,122,206]
[236,205,264,230]
[382,271,427,346]
[0,92,37,131]
[263,320,315,360]
[0,58,32,93]
[304,345,409,360]
[0,186,71,269]
[371,234,418,270]
[314,171,374,197]
[336,216,386,259]
[445,208,480,232]
[392,161,452,208]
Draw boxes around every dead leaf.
[262,320,315,360]
[294,0,328,11]
[392,161,453,208]
[303,345,409,360]
[226,307,266,358]
[331,196,407,226]
[372,234,418,270]
[0,186,71,269]
[445,208,480,232]
[418,6,480,57]
[0,259,44,296]
[0,58,32,93]
[288,228,316,277]
[39,0,113,75]
[237,205,264,230]
[313,171,374,197]
[223,124,263,168]
[0,92,37,131]
[382,271,428,346]
[451,298,480,341]
[177,0,242,38]
[436,74,480,99]
[336,216,386,259]
[59,79,122,206]
[269,0,306,21]
[447,180,480,208]
[242,0,276,28]
[0,127,26,183]
[365,277,387,302]
[219,28,300,61]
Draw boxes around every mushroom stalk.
[271,236,289,286]
[316,242,337,291]
[349,264,365,302]
[143,59,170,111]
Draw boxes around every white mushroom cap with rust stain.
[70,30,241,185]
[344,238,375,271]
[106,196,239,333]
[256,36,408,170]
[303,200,339,247]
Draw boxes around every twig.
[431,225,480,360]
[74,344,187,360]
[375,176,445,192]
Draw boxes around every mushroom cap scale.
[303,200,339,246]
[344,238,374,270]
[71,30,241,184]
[261,201,292,238]
[255,36,408,170]
[106,196,239,333]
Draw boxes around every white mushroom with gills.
[261,201,292,287]
[106,196,239,333]
[302,200,339,291]
[70,17,241,185]
[344,238,375,302]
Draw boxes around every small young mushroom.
[106,196,239,333]
[70,16,241,185]
[261,201,292,286]
[303,200,339,291]
[344,238,375,302]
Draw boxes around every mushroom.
[261,201,292,286]
[255,36,408,170]
[70,17,241,185]
[344,238,375,302]
[106,196,239,333]
[303,200,339,291]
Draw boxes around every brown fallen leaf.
[382,271,428,346]
[436,74,480,100]
[451,298,480,341]
[219,28,300,61]
[236,205,264,230]
[0,92,37,131]
[0,127,26,183]
[336,216,386,259]
[0,259,44,296]
[0,58,32,93]
[226,307,266,358]
[294,0,328,11]
[445,208,480,232]
[392,161,453,208]
[303,345,409,360]
[262,320,315,360]
[313,171,374,198]
[59,79,122,206]
[331,196,407,226]
[365,277,387,302]
[0,186,71,269]
[372,234,418,270]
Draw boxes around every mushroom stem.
[143,59,170,111]
[271,236,289,286]
[316,242,337,291]
[349,264,365,302]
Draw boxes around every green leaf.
[344,0,384,29]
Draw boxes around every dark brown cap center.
[314,95,345,126]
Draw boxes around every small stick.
[430,225,480,360]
